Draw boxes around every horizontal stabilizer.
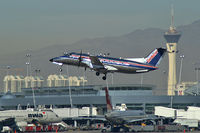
[136,69,148,73]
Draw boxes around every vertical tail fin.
[145,48,166,66]
[105,87,112,112]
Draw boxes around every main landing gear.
[102,75,106,80]
[95,72,107,80]
[96,72,100,76]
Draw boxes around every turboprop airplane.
[49,48,166,80]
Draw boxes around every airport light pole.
[26,53,32,76]
[32,87,36,109]
[66,65,73,108]
[6,66,10,76]
[111,73,114,85]
[26,62,29,77]
[140,73,143,87]
[162,70,166,89]
[170,93,173,108]
[195,67,200,95]
[178,55,184,85]
[35,69,40,76]
[26,52,36,109]
[83,68,86,87]
[82,68,87,95]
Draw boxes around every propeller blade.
[78,50,83,67]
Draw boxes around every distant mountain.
[1,19,200,94]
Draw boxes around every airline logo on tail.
[146,49,158,63]
[105,87,112,111]
[145,48,166,67]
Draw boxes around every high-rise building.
[24,76,44,88]
[3,75,25,93]
[47,75,87,87]
[164,6,181,95]
[68,76,87,86]
[79,77,87,86]
[47,74,68,87]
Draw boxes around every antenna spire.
[170,4,175,30]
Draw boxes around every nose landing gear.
[59,65,63,72]
[95,71,107,80]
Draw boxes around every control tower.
[164,7,181,95]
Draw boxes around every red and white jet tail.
[105,87,113,112]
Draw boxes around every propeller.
[78,50,83,67]
[63,49,68,55]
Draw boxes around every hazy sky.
[0,0,200,56]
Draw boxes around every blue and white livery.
[49,48,166,80]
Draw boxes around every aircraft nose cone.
[49,58,54,62]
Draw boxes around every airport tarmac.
[23,131,100,133]
[30,131,200,133]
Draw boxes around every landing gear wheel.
[96,72,100,76]
[102,76,106,80]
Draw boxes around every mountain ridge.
[1,19,200,94]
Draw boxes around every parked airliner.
[104,87,158,132]
[49,48,166,80]
[0,109,62,132]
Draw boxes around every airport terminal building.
[1,84,200,115]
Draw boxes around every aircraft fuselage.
[0,110,62,125]
[105,110,147,125]
[51,53,157,74]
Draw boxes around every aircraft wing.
[78,115,106,121]
[89,56,118,72]
[89,56,105,69]
[127,114,158,123]
[63,115,106,122]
